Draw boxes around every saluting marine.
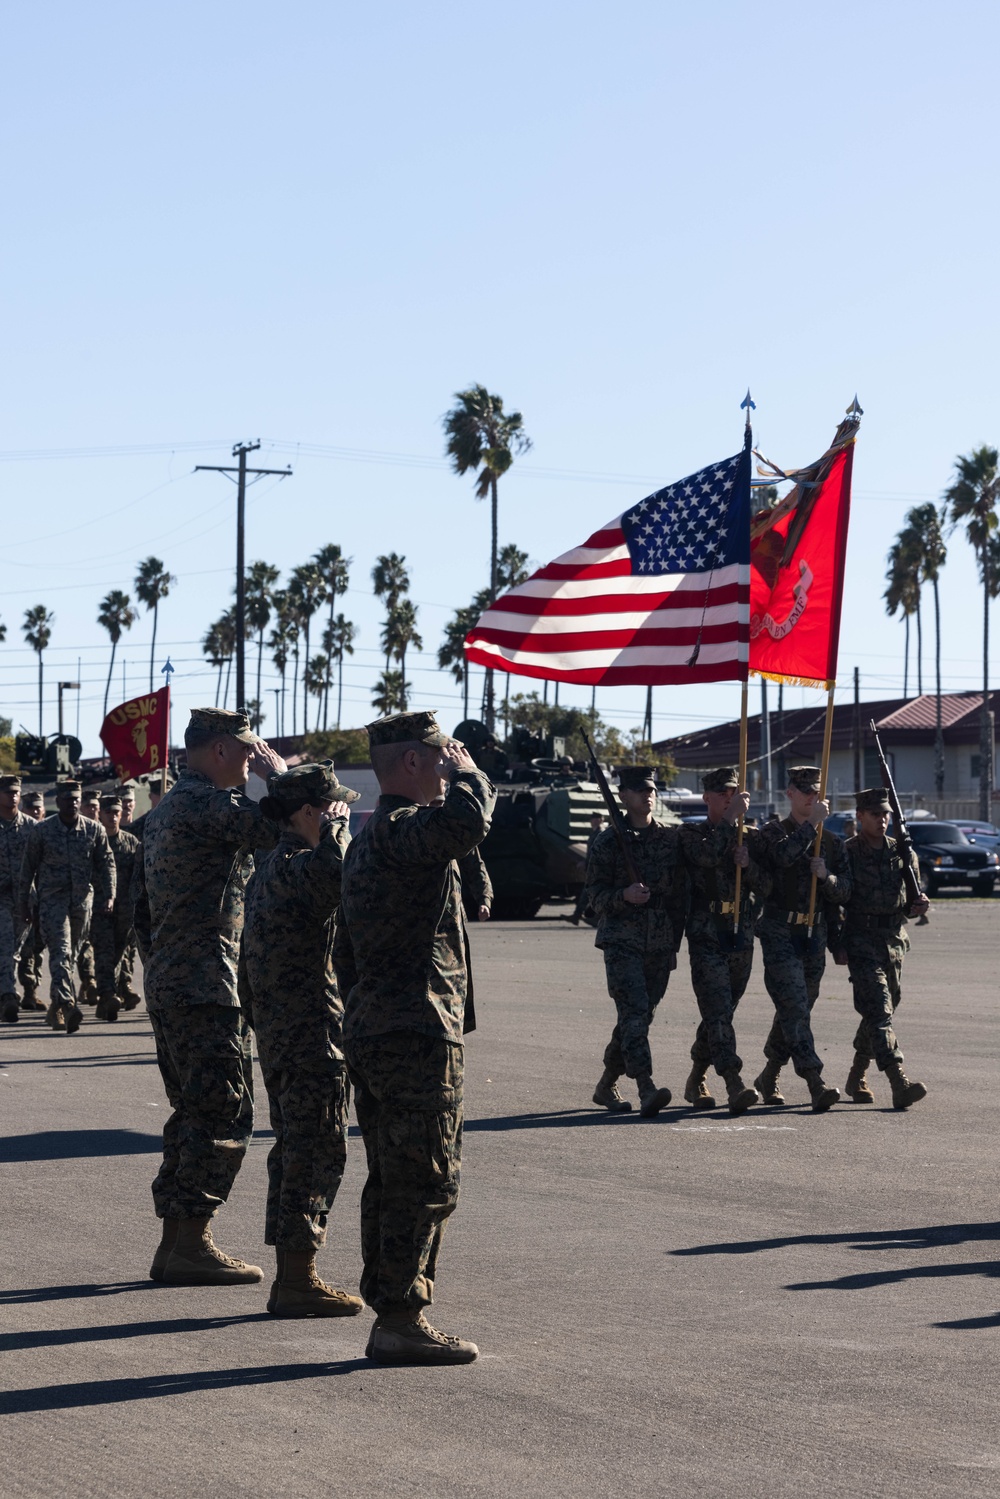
[833,786,929,1110]
[753,766,849,1112]
[333,711,495,1365]
[679,767,766,1115]
[587,766,688,1118]
[0,775,35,1024]
[243,761,364,1319]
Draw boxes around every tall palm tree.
[97,590,138,720]
[216,609,238,708]
[325,614,356,730]
[372,553,410,672]
[288,563,325,734]
[134,556,176,691]
[305,654,329,718]
[944,445,1000,819]
[314,544,351,728]
[245,560,280,719]
[371,670,409,716]
[443,386,531,731]
[268,599,292,736]
[202,619,228,706]
[907,503,948,795]
[22,605,54,738]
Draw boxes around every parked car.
[945,820,1000,857]
[908,821,1000,895]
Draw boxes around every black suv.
[908,821,1000,896]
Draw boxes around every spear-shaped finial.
[846,394,863,421]
[741,388,756,430]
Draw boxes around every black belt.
[692,899,739,916]
[845,912,903,930]
[761,903,814,926]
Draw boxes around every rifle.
[869,720,928,919]
[581,732,642,887]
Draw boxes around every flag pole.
[806,680,837,934]
[732,389,755,935]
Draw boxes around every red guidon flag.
[749,408,859,687]
[100,687,170,781]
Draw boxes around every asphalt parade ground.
[1,897,998,1499]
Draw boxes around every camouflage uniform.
[134,767,278,1221]
[754,816,851,1075]
[0,811,34,995]
[586,819,688,1080]
[17,815,116,1006]
[680,818,769,1076]
[840,834,918,1070]
[332,736,495,1316]
[244,814,353,1251]
[458,846,493,916]
[91,827,140,1000]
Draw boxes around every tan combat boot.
[268,1250,364,1318]
[592,1067,632,1113]
[150,1218,179,1282]
[753,1059,784,1106]
[723,1069,759,1116]
[804,1069,840,1113]
[64,1004,83,1034]
[78,981,99,1007]
[20,985,45,1012]
[636,1072,672,1118]
[683,1063,716,1110]
[885,1060,927,1111]
[118,986,142,1011]
[366,1309,479,1365]
[845,1051,875,1103]
[162,1217,264,1285]
[46,1002,65,1030]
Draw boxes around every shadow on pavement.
[0,1360,371,1413]
[0,1281,159,1305]
[465,1108,640,1132]
[787,1257,1000,1292]
[0,1313,270,1353]
[935,1309,1000,1329]
[670,1221,1000,1257]
[0,1129,162,1162]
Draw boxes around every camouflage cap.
[702,766,740,793]
[188,706,258,744]
[267,760,360,806]
[143,771,176,789]
[788,765,821,793]
[366,711,449,749]
[117,782,137,800]
[22,790,44,805]
[100,795,123,812]
[57,780,81,795]
[855,786,891,813]
[81,788,101,802]
[0,774,21,790]
[618,765,658,791]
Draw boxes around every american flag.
[465,437,751,686]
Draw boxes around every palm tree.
[202,619,228,706]
[134,556,176,692]
[268,600,292,736]
[443,385,531,730]
[305,654,329,718]
[325,613,356,730]
[372,553,410,670]
[496,545,529,732]
[245,561,280,719]
[381,599,423,709]
[314,544,351,728]
[214,610,238,708]
[884,537,919,698]
[22,605,54,738]
[288,564,325,734]
[371,670,410,716]
[439,604,479,721]
[906,504,948,795]
[944,446,1000,819]
[97,590,138,720]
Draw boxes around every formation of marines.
[586,763,929,1119]
[1,708,932,1371]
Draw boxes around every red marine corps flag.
[749,400,861,687]
[100,687,170,781]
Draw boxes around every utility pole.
[57,681,80,737]
[853,666,862,792]
[195,442,292,711]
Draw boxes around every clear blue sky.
[2,1,997,762]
